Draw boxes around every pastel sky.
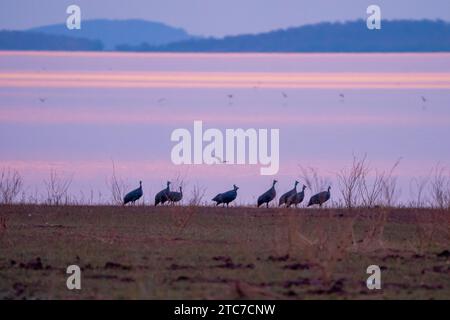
[0,0,450,36]
[1,51,449,204]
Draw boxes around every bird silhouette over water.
[307,186,331,208]
[155,181,171,206]
[420,96,428,111]
[227,94,234,105]
[279,181,299,207]
[212,184,239,207]
[257,180,277,208]
[123,181,143,205]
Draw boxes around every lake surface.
[1,51,449,204]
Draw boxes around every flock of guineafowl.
[123,180,331,208]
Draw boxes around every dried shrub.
[0,168,24,204]
[429,164,450,209]
[44,169,73,205]
[298,166,331,194]
[337,155,367,209]
[379,159,401,207]
[108,161,129,205]
[357,209,388,251]
[286,212,357,283]
[189,183,207,206]
[409,176,430,208]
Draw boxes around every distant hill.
[117,20,450,52]
[2,19,450,52]
[0,30,103,51]
[29,19,193,50]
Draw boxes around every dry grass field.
[1,204,450,299]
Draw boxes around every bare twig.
[44,169,73,205]
[0,168,24,204]
[108,161,129,205]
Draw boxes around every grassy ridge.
[1,205,449,299]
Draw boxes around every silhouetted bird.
[155,181,171,206]
[227,94,234,106]
[287,185,307,208]
[421,96,427,103]
[123,181,143,205]
[307,186,331,208]
[257,180,277,208]
[212,184,239,207]
[168,186,183,205]
[339,93,345,99]
[279,181,299,206]
[39,97,47,103]
[282,92,288,98]
[212,193,223,205]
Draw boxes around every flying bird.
[421,96,427,103]
[227,94,234,105]
[279,181,299,207]
[286,185,307,208]
[155,181,171,206]
[257,180,277,208]
[39,98,47,103]
[123,181,143,205]
[307,186,331,208]
[212,184,239,207]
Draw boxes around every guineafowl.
[279,181,299,206]
[212,184,238,207]
[307,186,331,208]
[155,181,171,206]
[287,185,307,208]
[257,180,277,208]
[123,181,143,205]
[212,193,223,206]
[168,186,183,205]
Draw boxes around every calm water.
[1,51,450,204]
